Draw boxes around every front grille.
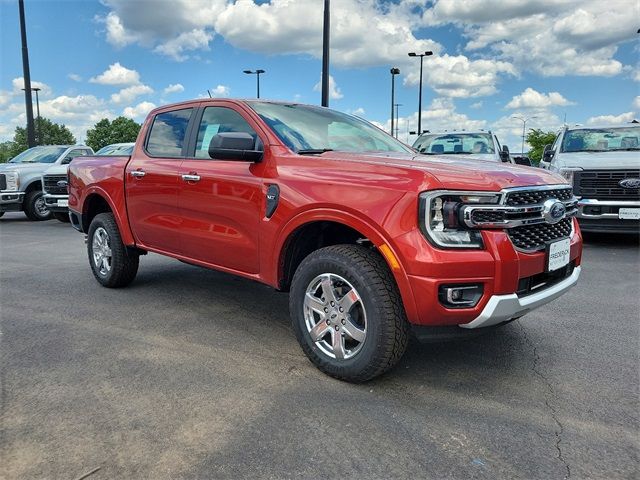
[574,169,640,200]
[508,217,572,251]
[505,187,573,206]
[0,174,6,190]
[517,261,575,297]
[471,210,505,223]
[43,174,68,195]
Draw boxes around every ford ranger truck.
[540,124,640,233]
[68,100,583,382]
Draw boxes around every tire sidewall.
[26,191,52,221]
[290,249,389,377]
[87,215,114,285]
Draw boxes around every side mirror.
[208,132,263,162]
[513,156,532,166]
[542,144,554,162]
[499,145,510,162]
[61,156,73,165]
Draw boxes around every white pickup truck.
[540,124,640,233]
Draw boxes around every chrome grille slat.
[43,174,68,195]
[574,169,640,200]
[508,218,572,251]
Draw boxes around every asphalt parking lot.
[1,212,638,479]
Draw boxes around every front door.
[125,107,194,253]
[178,105,264,274]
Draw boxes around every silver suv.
[0,145,93,221]
[412,131,521,164]
[540,124,639,233]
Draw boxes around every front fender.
[80,185,136,246]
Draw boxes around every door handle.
[130,170,146,178]
[181,174,201,182]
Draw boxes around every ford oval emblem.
[57,180,68,187]
[543,199,566,224]
[619,178,640,189]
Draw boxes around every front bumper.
[43,194,69,213]
[0,191,25,212]
[576,198,640,233]
[461,266,581,329]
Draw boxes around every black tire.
[290,244,409,382]
[53,212,70,223]
[87,212,139,288]
[0,212,4,218]
[23,190,52,221]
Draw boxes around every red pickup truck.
[68,99,582,382]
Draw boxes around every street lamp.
[394,103,402,138]
[18,0,36,148]
[408,50,433,135]
[390,67,400,136]
[23,86,41,144]
[511,115,538,155]
[243,69,265,98]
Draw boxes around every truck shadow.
[582,231,639,248]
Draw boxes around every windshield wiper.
[609,148,640,151]
[297,148,334,155]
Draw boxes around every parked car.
[68,100,582,382]
[413,131,523,164]
[0,145,92,221]
[43,143,132,222]
[540,124,639,233]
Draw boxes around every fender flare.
[82,185,136,245]
[271,207,419,324]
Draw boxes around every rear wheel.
[290,244,409,382]
[87,212,139,288]
[24,190,52,221]
[53,212,70,223]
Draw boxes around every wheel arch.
[82,188,135,245]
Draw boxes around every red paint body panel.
[68,99,583,328]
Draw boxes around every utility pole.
[321,0,330,107]
[408,51,433,135]
[394,103,402,138]
[18,0,36,148]
[390,68,400,136]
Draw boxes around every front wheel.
[87,212,139,288]
[290,244,409,382]
[23,190,52,221]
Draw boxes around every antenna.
[207,90,212,98]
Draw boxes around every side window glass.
[146,108,193,157]
[195,107,259,159]
[551,133,561,152]
[62,149,87,164]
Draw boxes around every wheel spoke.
[342,318,366,343]
[309,320,331,342]
[332,330,346,359]
[320,276,337,303]
[338,288,359,313]
[305,293,326,315]
[100,257,108,272]
[103,246,112,257]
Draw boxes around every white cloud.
[11,77,53,97]
[633,96,640,110]
[348,107,366,117]
[0,91,12,108]
[587,112,637,125]
[209,85,230,97]
[68,73,82,82]
[163,83,185,95]
[313,75,343,100]
[123,101,157,120]
[153,29,214,61]
[491,110,562,152]
[111,84,154,104]
[90,62,141,86]
[470,101,483,109]
[506,88,573,109]
[99,11,143,48]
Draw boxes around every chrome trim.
[181,174,201,182]
[577,198,640,219]
[130,170,146,178]
[460,266,581,329]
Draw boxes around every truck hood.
[554,151,640,170]
[317,151,567,191]
[0,162,51,175]
[42,164,69,175]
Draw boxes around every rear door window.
[146,108,193,157]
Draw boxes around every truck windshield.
[9,146,67,163]
[413,133,495,155]
[247,102,412,154]
[561,126,640,153]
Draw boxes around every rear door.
[125,107,196,253]
[178,104,265,274]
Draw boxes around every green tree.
[526,128,557,165]
[85,116,141,151]
[10,117,76,157]
[0,141,17,163]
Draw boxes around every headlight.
[3,172,19,191]
[558,167,582,186]
[419,191,501,249]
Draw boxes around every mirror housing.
[61,156,73,165]
[542,144,554,162]
[513,156,532,166]
[499,145,510,162]
[209,132,263,162]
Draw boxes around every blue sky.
[1,0,638,150]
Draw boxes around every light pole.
[23,87,41,144]
[18,0,36,148]
[243,69,265,98]
[321,0,330,107]
[390,67,400,136]
[408,50,432,135]
[511,115,537,155]
[394,103,402,138]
